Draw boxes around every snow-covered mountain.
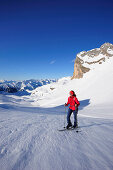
[29,43,113,110]
[0,79,56,93]
[72,42,113,79]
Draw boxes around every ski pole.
[64,106,66,128]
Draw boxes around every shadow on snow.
[0,99,90,115]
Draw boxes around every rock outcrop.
[72,57,90,79]
[72,43,113,79]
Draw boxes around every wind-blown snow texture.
[0,53,113,170]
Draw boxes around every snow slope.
[0,94,113,170]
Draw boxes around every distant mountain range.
[0,79,56,93]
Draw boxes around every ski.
[58,127,81,132]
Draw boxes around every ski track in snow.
[0,97,113,170]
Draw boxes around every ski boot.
[72,124,78,129]
[66,123,72,129]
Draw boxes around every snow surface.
[0,57,113,170]
[0,95,113,170]
[107,48,113,55]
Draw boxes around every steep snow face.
[30,56,113,108]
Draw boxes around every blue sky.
[0,0,113,80]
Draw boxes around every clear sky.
[0,0,113,80]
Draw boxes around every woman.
[65,90,80,129]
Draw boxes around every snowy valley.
[0,43,113,170]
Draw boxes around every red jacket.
[66,96,80,110]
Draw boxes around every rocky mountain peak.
[72,42,113,79]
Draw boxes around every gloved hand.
[75,104,78,107]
